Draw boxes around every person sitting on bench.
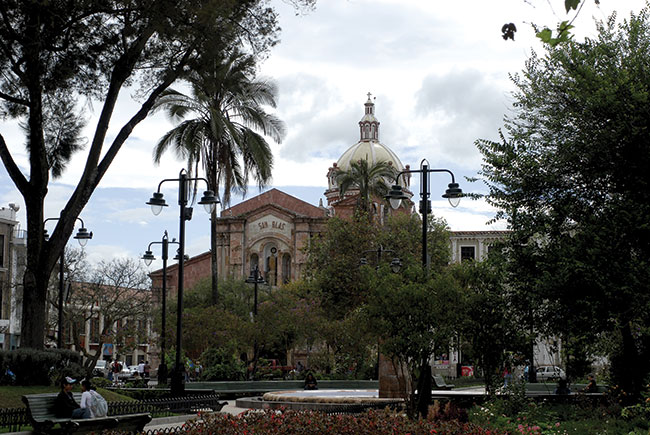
[54,377,90,419]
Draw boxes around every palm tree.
[334,159,397,217]
[152,52,285,304]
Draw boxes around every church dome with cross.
[325,93,412,216]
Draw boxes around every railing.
[108,394,224,416]
[0,394,224,432]
[0,407,26,432]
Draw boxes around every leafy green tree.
[152,51,285,305]
[0,0,293,349]
[450,259,527,394]
[478,8,650,400]
[334,159,397,217]
[365,267,464,418]
[303,215,376,318]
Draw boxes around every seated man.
[54,377,90,419]
[554,378,571,395]
[583,374,598,393]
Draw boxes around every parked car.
[92,360,110,378]
[536,365,566,381]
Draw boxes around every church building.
[150,93,412,291]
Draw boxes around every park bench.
[22,393,152,434]
[432,375,454,390]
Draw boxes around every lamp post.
[245,265,265,378]
[385,158,462,417]
[142,230,181,385]
[360,245,402,273]
[43,217,93,349]
[146,169,218,396]
[385,159,462,272]
[245,265,265,317]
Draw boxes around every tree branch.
[0,134,29,194]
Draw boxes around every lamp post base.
[158,362,168,385]
[170,367,185,396]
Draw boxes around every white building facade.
[0,203,25,350]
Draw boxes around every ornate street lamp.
[384,158,463,417]
[44,217,93,349]
[146,169,218,396]
[245,265,266,317]
[142,230,181,385]
[245,265,266,379]
[385,159,463,272]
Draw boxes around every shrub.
[105,408,507,434]
[200,347,245,381]
[428,400,469,422]
[0,348,84,386]
[92,376,112,388]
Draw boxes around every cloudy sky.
[0,0,646,268]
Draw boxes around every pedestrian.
[143,361,151,379]
[503,364,513,388]
[110,360,122,385]
[54,377,90,419]
[137,360,145,377]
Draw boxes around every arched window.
[282,254,291,284]
[250,253,259,272]
[264,244,278,286]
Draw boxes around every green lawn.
[0,385,135,408]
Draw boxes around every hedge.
[0,349,85,386]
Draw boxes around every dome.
[336,140,405,174]
[326,93,410,191]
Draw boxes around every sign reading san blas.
[249,215,291,239]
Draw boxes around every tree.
[303,215,376,317]
[152,51,285,305]
[478,8,650,400]
[334,159,397,217]
[0,0,309,349]
[64,258,151,375]
[450,258,527,395]
[504,1,601,45]
[365,268,464,418]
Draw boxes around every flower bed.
[166,409,506,434]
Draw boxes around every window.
[460,246,475,262]
[0,279,6,320]
[282,254,291,284]
[90,316,100,343]
[0,234,5,267]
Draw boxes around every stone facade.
[150,189,328,293]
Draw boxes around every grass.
[0,385,135,408]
